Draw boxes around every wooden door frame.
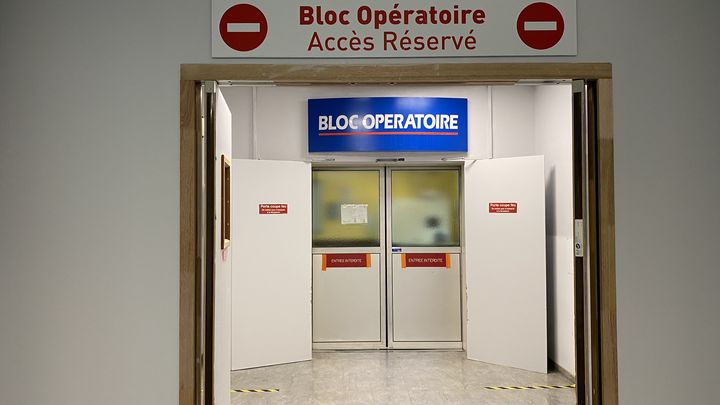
[178,63,617,405]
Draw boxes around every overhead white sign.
[211,1,577,58]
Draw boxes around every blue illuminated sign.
[308,97,468,153]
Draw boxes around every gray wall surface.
[1,1,719,404]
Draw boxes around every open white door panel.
[465,156,547,373]
[231,159,312,370]
[213,88,232,405]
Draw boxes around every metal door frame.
[197,83,215,405]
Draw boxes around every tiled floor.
[231,351,576,404]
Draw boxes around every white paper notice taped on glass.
[341,204,368,225]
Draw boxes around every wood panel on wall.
[180,63,612,83]
[179,80,197,405]
[597,78,619,405]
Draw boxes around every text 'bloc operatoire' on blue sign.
[308,97,468,152]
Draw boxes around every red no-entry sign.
[219,3,268,52]
[516,2,565,50]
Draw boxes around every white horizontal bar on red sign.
[226,23,261,33]
[523,21,558,31]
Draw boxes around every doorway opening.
[179,63,618,405]
[312,166,463,350]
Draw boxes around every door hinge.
[572,79,585,94]
[203,80,217,94]
[574,219,584,257]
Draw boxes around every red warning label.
[259,204,288,214]
[322,254,371,270]
[402,253,451,269]
[489,202,518,214]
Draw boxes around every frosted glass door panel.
[313,170,381,247]
[391,170,460,247]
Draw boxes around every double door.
[312,167,462,349]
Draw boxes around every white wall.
[222,85,491,161]
[1,1,719,404]
[491,86,536,158]
[489,84,576,376]
[535,85,575,375]
[228,87,253,160]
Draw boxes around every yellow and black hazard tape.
[231,388,279,393]
[485,383,575,391]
